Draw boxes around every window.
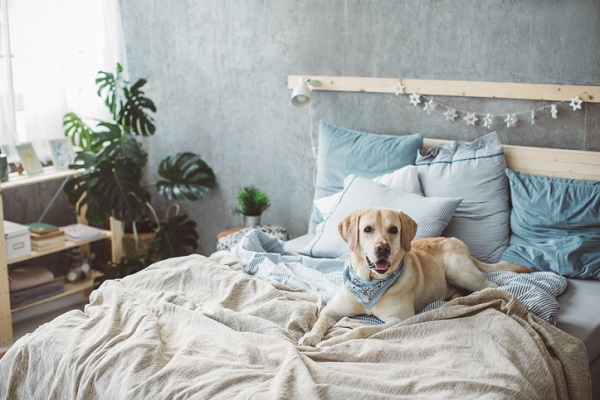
[0,0,125,162]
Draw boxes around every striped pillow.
[300,175,462,258]
[415,132,509,263]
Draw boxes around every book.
[30,230,65,241]
[61,224,105,243]
[26,222,59,234]
[30,235,65,247]
[31,241,65,252]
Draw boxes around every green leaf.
[63,112,100,152]
[96,67,127,120]
[147,214,198,259]
[94,123,148,168]
[64,158,149,224]
[120,78,157,136]
[156,152,216,201]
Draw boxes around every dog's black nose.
[375,242,390,257]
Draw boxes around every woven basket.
[123,204,180,257]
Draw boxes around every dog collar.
[343,260,404,309]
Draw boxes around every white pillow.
[300,175,462,258]
[313,165,422,220]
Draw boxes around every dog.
[298,207,533,347]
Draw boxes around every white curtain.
[0,0,127,162]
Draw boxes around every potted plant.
[62,64,216,273]
[234,186,270,227]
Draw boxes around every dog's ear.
[398,211,418,252]
[338,211,361,252]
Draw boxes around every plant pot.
[243,215,261,227]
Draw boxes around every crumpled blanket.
[231,229,568,324]
[0,254,591,399]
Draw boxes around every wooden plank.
[288,75,599,103]
[0,190,13,347]
[0,167,81,190]
[5,230,112,265]
[423,139,600,180]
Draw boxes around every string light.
[399,89,586,128]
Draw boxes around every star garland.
[394,84,586,129]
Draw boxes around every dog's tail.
[471,257,534,274]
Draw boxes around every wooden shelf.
[0,166,121,348]
[10,270,103,313]
[6,230,112,265]
[0,167,81,190]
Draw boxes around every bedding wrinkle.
[0,253,591,399]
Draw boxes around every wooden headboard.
[423,139,600,180]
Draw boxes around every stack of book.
[61,223,106,243]
[27,222,66,252]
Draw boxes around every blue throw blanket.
[232,230,567,325]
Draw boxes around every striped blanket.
[231,229,568,325]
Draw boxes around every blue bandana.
[343,261,404,309]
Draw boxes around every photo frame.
[49,138,74,169]
[15,142,44,175]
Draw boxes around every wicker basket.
[122,204,180,257]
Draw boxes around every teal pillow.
[502,170,600,279]
[301,175,462,258]
[308,121,423,233]
[416,132,509,262]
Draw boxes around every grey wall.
[119,0,600,254]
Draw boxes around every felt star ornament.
[409,93,421,106]
[482,114,494,129]
[394,83,405,96]
[551,104,558,119]
[423,100,436,114]
[463,113,478,126]
[504,114,518,128]
[569,96,583,111]
[444,108,458,122]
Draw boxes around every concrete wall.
[119,0,600,254]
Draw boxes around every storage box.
[4,221,31,261]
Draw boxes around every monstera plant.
[62,64,216,268]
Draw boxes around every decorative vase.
[243,215,261,227]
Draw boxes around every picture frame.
[49,138,74,169]
[15,142,43,175]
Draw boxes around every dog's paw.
[298,332,322,347]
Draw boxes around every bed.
[0,123,598,400]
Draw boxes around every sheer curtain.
[0,0,127,162]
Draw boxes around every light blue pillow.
[308,121,423,233]
[415,132,509,262]
[301,175,462,258]
[502,170,600,279]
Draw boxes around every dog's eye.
[364,226,372,233]
[389,226,399,234]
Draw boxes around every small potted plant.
[234,186,270,227]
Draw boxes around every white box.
[4,221,31,261]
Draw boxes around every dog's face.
[339,208,418,276]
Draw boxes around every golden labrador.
[298,207,532,347]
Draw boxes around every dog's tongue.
[375,260,389,271]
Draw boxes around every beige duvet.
[0,254,591,399]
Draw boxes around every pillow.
[300,175,462,258]
[502,170,600,279]
[308,121,423,233]
[313,165,423,220]
[415,132,509,263]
